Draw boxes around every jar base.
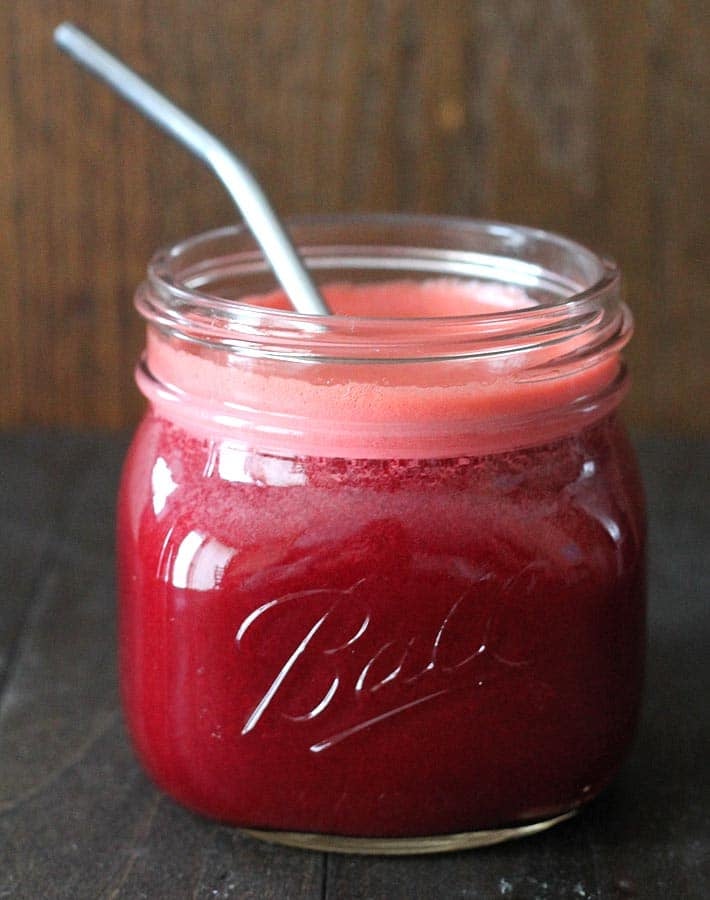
[240,809,577,855]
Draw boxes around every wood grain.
[0,1,707,433]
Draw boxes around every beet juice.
[118,216,645,853]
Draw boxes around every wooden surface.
[0,431,707,898]
[0,2,708,435]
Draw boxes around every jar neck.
[135,215,632,459]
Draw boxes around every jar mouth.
[137,213,626,366]
[135,214,632,457]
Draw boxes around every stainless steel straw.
[54,22,331,316]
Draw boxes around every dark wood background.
[1,1,707,434]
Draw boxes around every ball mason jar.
[117,214,646,854]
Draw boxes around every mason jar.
[117,214,646,854]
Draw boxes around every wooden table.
[0,432,707,899]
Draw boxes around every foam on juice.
[142,279,620,458]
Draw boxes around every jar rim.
[135,214,632,457]
[149,213,618,315]
[137,213,626,366]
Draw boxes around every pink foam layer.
[141,280,620,458]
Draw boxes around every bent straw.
[54,23,331,316]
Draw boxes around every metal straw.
[54,22,331,316]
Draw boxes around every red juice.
[119,218,645,850]
[119,409,644,839]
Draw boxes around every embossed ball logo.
[236,569,540,752]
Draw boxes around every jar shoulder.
[118,412,645,581]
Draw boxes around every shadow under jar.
[117,214,646,854]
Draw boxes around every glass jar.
[118,214,645,854]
